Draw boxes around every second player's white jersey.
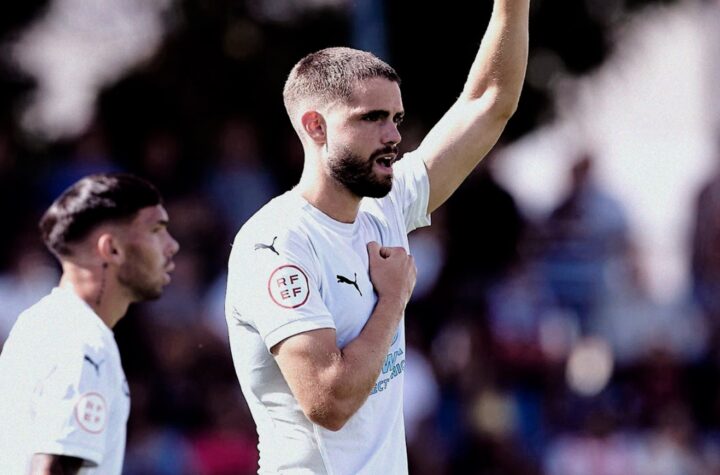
[0,286,130,474]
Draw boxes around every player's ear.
[301,111,326,145]
[97,233,124,265]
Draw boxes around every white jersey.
[226,152,431,475]
[0,286,130,474]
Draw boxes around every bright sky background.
[9,0,173,139]
[495,1,720,302]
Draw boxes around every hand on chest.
[318,240,377,347]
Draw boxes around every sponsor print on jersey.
[83,354,104,376]
[74,392,107,433]
[371,347,405,396]
[254,236,279,255]
[336,273,362,296]
[267,264,310,309]
[391,329,399,346]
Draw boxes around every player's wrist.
[375,294,407,315]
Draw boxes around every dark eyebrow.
[361,110,390,118]
[359,109,405,121]
[156,219,169,227]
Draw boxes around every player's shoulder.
[12,288,107,353]
[12,288,67,335]
[232,190,313,254]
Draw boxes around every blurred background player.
[0,173,179,475]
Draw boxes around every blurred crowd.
[2,0,720,474]
[2,115,720,475]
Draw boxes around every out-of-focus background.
[1,0,720,473]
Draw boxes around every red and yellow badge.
[267,265,310,309]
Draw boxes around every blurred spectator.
[484,262,570,367]
[0,129,34,268]
[140,130,193,198]
[37,121,121,204]
[404,345,440,444]
[441,151,526,302]
[408,223,446,302]
[0,242,58,343]
[202,270,232,343]
[691,155,720,326]
[123,376,196,475]
[537,153,629,332]
[593,265,708,365]
[545,405,711,475]
[188,383,258,475]
[205,117,278,233]
[404,345,445,475]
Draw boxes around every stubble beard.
[117,245,164,302]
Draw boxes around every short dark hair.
[40,173,162,257]
[283,47,400,118]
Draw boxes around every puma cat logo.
[337,273,362,296]
[254,236,279,255]
[83,355,105,376]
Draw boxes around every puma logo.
[83,355,105,376]
[254,236,279,255]
[232,311,243,326]
[337,273,362,296]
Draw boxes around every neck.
[59,263,131,329]
[296,153,362,224]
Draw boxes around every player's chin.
[145,286,165,301]
[132,287,163,303]
[363,180,393,198]
[144,278,168,300]
[374,173,393,190]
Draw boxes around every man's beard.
[328,145,397,198]
[117,245,164,302]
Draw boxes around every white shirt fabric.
[226,152,431,475]
[0,286,130,474]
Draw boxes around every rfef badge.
[268,265,310,309]
[74,392,107,433]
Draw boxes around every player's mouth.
[373,153,397,173]
[164,261,175,283]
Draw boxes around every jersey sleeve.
[227,227,336,350]
[28,343,113,467]
[389,151,432,233]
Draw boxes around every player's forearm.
[461,0,529,113]
[314,296,405,430]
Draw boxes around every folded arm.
[272,297,405,431]
[272,243,415,431]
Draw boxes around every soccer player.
[225,0,529,472]
[0,173,179,475]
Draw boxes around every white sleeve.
[28,344,112,467]
[227,228,336,350]
[389,151,432,233]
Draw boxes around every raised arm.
[272,242,415,431]
[420,0,530,214]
